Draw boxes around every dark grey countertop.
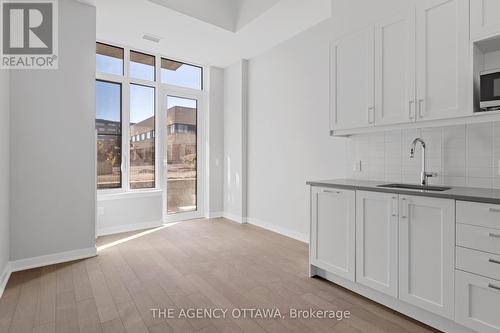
[306,179,500,205]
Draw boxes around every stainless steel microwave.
[480,69,500,111]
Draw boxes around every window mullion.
[155,56,162,193]
[123,47,131,192]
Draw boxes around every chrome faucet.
[410,138,437,186]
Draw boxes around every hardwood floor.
[0,218,439,333]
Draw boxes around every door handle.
[409,100,414,120]
[489,258,500,265]
[488,283,500,291]
[418,99,425,118]
[323,189,341,194]
[489,233,500,239]
[391,197,397,217]
[368,107,375,124]
[121,152,127,173]
[401,198,408,219]
[489,208,500,213]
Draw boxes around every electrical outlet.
[98,206,105,216]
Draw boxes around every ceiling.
[93,0,331,67]
[148,0,284,32]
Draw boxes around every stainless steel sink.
[377,183,451,192]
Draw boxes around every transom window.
[130,51,155,81]
[96,43,123,76]
[161,58,203,90]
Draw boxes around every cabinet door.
[470,0,500,40]
[399,195,455,319]
[331,26,375,131]
[310,187,355,281]
[375,8,416,125]
[356,191,398,297]
[415,0,469,121]
[456,270,500,333]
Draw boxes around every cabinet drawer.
[456,247,500,281]
[457,223,500,255]
[455,270,500,333]
[456,201,500,229]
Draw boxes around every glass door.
[162,93,203,221]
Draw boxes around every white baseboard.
[222,212,245,224]
[206,211,224,218]
[245,217,308,243]
[219,213,308,243]
[0,262,12,299]
[9,247,97,273]
[97,220,163,237]
[312,266,473,333]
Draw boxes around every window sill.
[97,189,162,201]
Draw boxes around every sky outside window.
[96,43,123,75]
[167,96,197,109]
[96,80,121,123]
[130,84,155,124]
[130,51,155,81]
[161,58,202,90]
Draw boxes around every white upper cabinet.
[470,0,500,40]
[331,26,375,131]
[398,195,455,319]
[415,0,469,121]
[331,0,472,134]
[375,8,416,125]
[310,187,356,281]
[355,191,398,297]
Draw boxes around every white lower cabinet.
[456,270,500,333]
[398,195,455,319]
[309,186,500,331]
[310,187,355,281]
[355,191,398,297]
[455,200,500,333]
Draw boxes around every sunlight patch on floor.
[97,222,181,252]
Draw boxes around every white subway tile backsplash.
[467,177,493,189]
[466,123,493,158]
[443,176,466,187]
[348,122,500,189]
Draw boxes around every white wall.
[239,0,419,241]
[9,0,96,261]
[97,193,162,236]
[208,67,225,215]
[245,19,347,242]
[223,60,248,222]
[0,69,10,288]
[347,124,500,189]
[330,0,413,37]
